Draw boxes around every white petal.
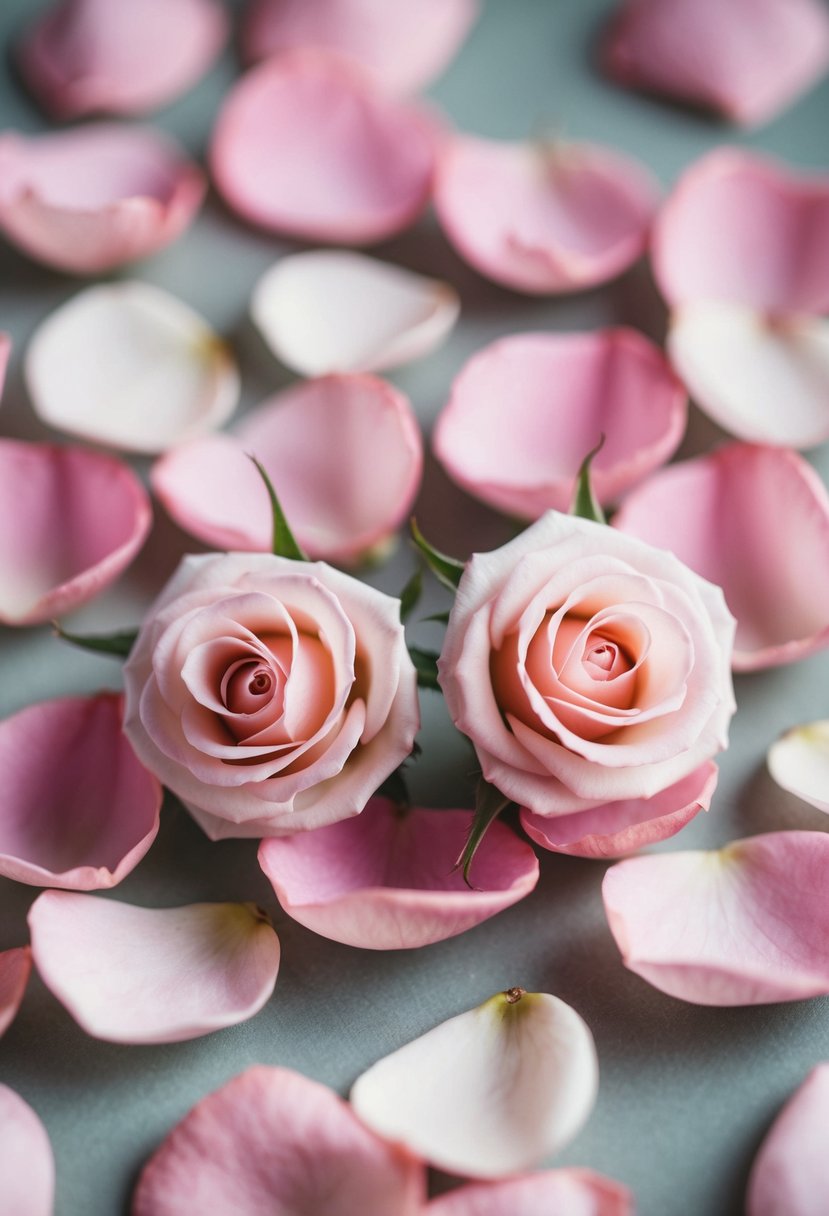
[768,721,829,814]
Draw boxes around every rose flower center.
[222,660,280,715]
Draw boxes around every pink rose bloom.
[123,553,419,840]
[439,513,735,818]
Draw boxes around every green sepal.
[407,645,441,691]
[422,609,451,625]
[569,436,607,525]
[249,455,308,561]
[410,519,464,592]
[454,778,512,887]
[399,567,423,622]
[53,623,138,659]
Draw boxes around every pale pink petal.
[152,373,422,563]
[0,123,204,273]
[0,1086,55,1216]
[521,761,717,860]
[18,0,228,120]
[434,135,659,294]
[434,328,686,518]
[604,0,829,127]
[28,892,280,1043]
[746,1064,829,1216]
[427,1170,633,1216]
[602,831,829,1005]
[258,797,539,950]
[768,721,829,814]
[251,251,459,376]
[26,282,239,453]
[134,1066,425,1215]
[0,947,31,1038]
[0,439,151,626]
[0,694,161,890]
[241,0,478,94]
[651,149,829,313]
[614,444,829,668]
[210,51,436,244]
[351,988,598,1178]
[0,333,9,401]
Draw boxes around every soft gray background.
[1,1,829,1213]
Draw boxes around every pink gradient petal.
[152,373,423,563]
[210,51,436,244]
[427,1170,633,1215]
[0,440,151,626]
[603,831,829,1005]
[0,947,31,1038]
[521,761,717,860]
[434,328,686,519]
[0,1086,55,1216]
[0,123,204,273]
[747,1064,829,1216]
[18,0,228,120]
[0,694,161,890]
[651,149,829,313]
[258,797,539,949]
[241,0,478,94]
[29,893,281,1043]
[133,1065,425,1215]
[614,444,829,669]
[768,721,829,814]
[434,135,659,294]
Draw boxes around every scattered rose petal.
[241,0,478,95]
[613,443,829,669]
[521,761,717,860]
[0,1086,55,1216]
[433,328,686,518]
[210,51,437,244]
[350,988,598,1178]
[26,281,239,453]
[768,721,829,814]
[0,123,204,273]
[0,439,151,626]
[426,1170,633,1215]
[603,831,829,1005]
[0,947,31,1038]
[251,251,459,376]
[746,1064,829,1216]
[604,0,829,128]
[151,373,422,563]
[0,693,161,890]
[258,797,539,950]
[133,1065,425,1215]
[18,0,228,120]
[28,893,281,1043]
[433,135,659,294]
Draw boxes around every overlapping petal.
[28,893,281,1042]
[0,439,151,625]
[746,1064,829,1215]
[133,1066,425,1215]
[427,1171,633,1215]
[768,721,829,813]
[0,947,31,1038]
[603,831,829,1004]
[210,51,437,243]
[434,329,686,518]
[0,123,204,273]
[26,282,239,452]
[0,1086,55,1216]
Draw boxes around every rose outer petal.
[0,1085,55,1216]
[426,1170,633,1215]
[0,947,32,1038]
[746,1064,829,1216]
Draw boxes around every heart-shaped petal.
[426,1170,633,1215]
[433,328,686,518]
[0,1086,55,1216]
[133,1066,425,1215]
[26,281,239,453]
[28,893,281,1043]
[210,51,436,244]
[614,443,829,668]
[0,439,151,626]
[0,123,204,273]
[746,1064,829,1216]
[350,988,599,1178]
[768,721,829,814]
[0,947,31,1038]
[603,831,829,1005]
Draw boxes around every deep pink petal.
[133,1065,425,1215]
[0,947,31,1038]
[746,1064,829,1216]
[18,0,228,119]
[29,893,281,1043]
[614,444,829,669]
[603,831,829,1005]
[434,328,686,518]
[0,123,204,273]
[0,440,151,626]
[210,51,436,244]
[426,1170,633,1215]
[258,797,539,949]
[0,1086,55,1216]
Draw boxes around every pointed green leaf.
[248,455,308,561]
[569,436,607,525]
[410,519,464,592]
[455,778,513,887]
[399,567,423,622]
[53,623,138,658]
[408,645,441,691]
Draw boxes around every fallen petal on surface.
[426,1170,633,1215]
[0,1086,55,1216]
[746,1064,829,1216]
[0,947,32,1038]
[768,721,829,814]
